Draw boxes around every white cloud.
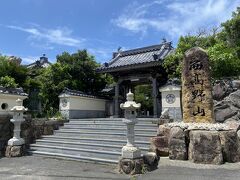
[5,25,85,47]
[88,48,115,62]
[21,56,39,64]
[1,52,38,65]
[113,0,240,38]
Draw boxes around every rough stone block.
[5,145,25,157]
[143,152,159,171]
[215,106,237,123]
[33,118,46,126]
[157,125,170,137]
[150,136,169,156]
[168,127,187,160]
[33,126,44,139]
[229,90,240,108]
[189,130,223,164]
[169,127,186,140]
[237,130,240,139]
[119,158,144,175]
[43,125,54,135]
[219,131,240,163]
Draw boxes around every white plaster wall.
[59,95,107,111]
[161,91,181,108]
[0,94,27,115]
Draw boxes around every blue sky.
[0,0,239,64]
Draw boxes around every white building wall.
[59,94,108,119]
[69,96,106,111]
[0,94,27,115]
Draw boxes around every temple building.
[97,41,174,118]
[26,54,51,69]
[26,54,51,114]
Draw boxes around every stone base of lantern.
[119,157,144,175]
[119,152,160,175]
[5,145,26,158]
[122,145,141,159]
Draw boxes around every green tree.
[0,76,18,88]
[0,55,27,88]
[163,7,240,79]
[221,7,240,48]
[208,42,240,78]
[135,85,153,114]
[39,50,107,114]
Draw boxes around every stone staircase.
[29,118,158,164]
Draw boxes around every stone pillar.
[152,77,158,118]
[114,82,120,118]
[6,99,28,157]
[182,47,214,123]
[159,84,182,121]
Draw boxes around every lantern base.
[122,145,141,159]
[8,137,25,146]
[119,157,144,175]
[5,145,26,157]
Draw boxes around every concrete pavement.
[0,155,240,180]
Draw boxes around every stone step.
[28,151,118,164]
[54,131,152,142]
[69,118,157,124]
[58,127,156,134]
[40,136,150,146]
[61,126,157,133]
[64,122,156,127]
[34,139,149,152]
[69,118,158,121]
[66,121,155,125]
[30,144,121,160]
[29,118,157,164]
[55,129,154,137]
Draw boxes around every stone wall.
[212,79,240,123]
[150,122,240,164]
[0,115,66,157]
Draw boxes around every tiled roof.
[60,88,95,98]
[0,86,28,96]
[97,42,174,72]
[60,88,108,99]
[26,55,51,69]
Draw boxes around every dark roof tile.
[97,42,174,72]
[0,86,28,96]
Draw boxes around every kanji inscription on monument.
[182,47,214,123]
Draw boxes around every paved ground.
[0,155,240,180]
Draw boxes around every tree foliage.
[135,85,153,112]
[163,7,240,79]
[38,50,108,114]
[0,55,27,87]
[0,75,18,88]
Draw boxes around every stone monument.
[182,47,214,123]
[150,47,240,165]
[5,99,27,157]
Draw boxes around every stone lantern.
[8,99,27,146]
[120,90,141,159]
